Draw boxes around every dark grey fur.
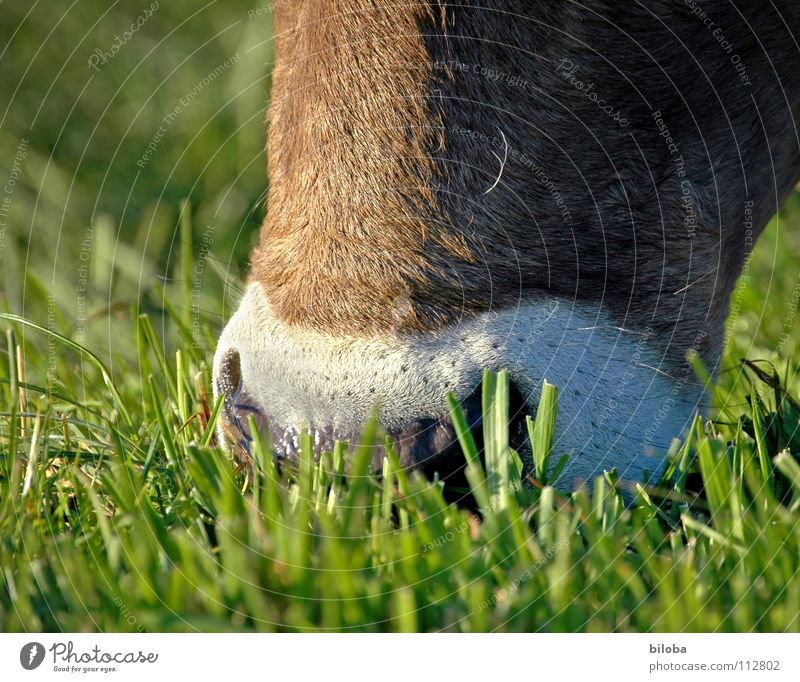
[421,0,800,372]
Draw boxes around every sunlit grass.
[1,298,799,631]
[1,194,800,632]
[3,2,799,633]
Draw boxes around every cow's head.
[214,3,797,486]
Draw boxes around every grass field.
[2,2,800,633]
[1,199,800,632]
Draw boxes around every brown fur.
[253,2,475,335]
[252,2,800,374]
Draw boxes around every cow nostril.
[217,349,242,397]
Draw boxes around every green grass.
[1,266,800,631]
[3,3,800,633]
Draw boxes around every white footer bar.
[0,633,797,680]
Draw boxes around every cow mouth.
[215,350,529,487]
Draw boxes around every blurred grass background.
[0,1,274,375]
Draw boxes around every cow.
[213,1,800,489]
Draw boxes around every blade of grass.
[0,314,132,428]
[526,379,558,484]
[448,392,490,512]
[179,199,193,332]
[482,369,510,510]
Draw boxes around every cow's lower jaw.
[213,282,708,487]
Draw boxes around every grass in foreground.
[1,308,799,632]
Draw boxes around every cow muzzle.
[213,281,701,487]
[212,282,532,476]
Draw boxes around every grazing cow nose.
[211,282,531,475]
[214,282,698,487]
